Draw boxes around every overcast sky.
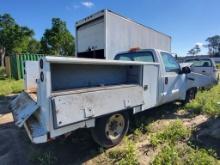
[0,0,220,56]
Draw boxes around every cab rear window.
[186,59,212,67]
[114,51,155,62]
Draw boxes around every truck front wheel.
[91,112,129,148]
[185,88,197,103]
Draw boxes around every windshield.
[185,59,212,67]
[114,51,155,62]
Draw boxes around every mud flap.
[9,92,39,127]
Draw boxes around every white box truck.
[76,9,171,59]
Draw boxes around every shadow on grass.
[190,117,220,159]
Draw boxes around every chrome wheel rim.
[105,114,125,140]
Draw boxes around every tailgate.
[9,92,39,127]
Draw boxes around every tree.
[40,18,75,56]
[206,35,220,56]
[188,45,201,56]
[0,13,34,67]
[27,39,41,53]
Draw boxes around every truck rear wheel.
[91,112,129,148]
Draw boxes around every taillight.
[129,47,140,52]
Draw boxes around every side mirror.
[181,66,191,74]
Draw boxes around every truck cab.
[114,49,192,106]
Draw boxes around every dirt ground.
[0,96,219,165]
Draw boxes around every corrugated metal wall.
[6,54,44,80]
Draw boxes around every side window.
[161,52,180,72]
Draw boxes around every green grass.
[0,78,24,96]
[108,138,139,165]
[150,120,190,147]
[149,120,219,165]
[152,143,219,165]
[185,85,220,117]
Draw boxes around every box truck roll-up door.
[77,17,105,59]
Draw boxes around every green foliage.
[185,85,220,117]
[108,138,139,165]
[27,39,41,53]
[0,13,34,55]
[206,35,220,56]
[152,144,179,165]
[216,64,220,69]
[152,144,218,165]
[0,79,23,96]
[40,18,75,56]
[188,44,201,56]
[150,120,190,146]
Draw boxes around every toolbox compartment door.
[51,85,144,128]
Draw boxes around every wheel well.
[95,109,132,122]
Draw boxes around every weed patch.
[185,85,220,117]
[152,143,219,165]
[150,120,190,146]
[108,138,139,165]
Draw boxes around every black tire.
[184,88,196,104]
[91,112,129,148]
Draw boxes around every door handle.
[202,70,206,73]
[165,77,168,85]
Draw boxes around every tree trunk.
[0,47,6,67]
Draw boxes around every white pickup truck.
[10,49,210,148]
[184,57,219,85]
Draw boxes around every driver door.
[160,52,185,103]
